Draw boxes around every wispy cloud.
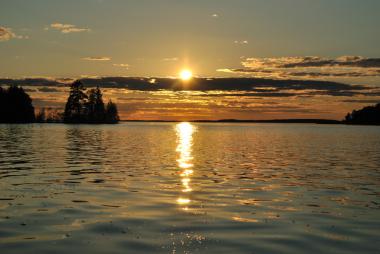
[48,23,90,34]
[342,99,380,104]
[113,63,129,69]
[163,57,179,61]
[218,56,380,78]
[242,56,380,69]
[38,87,61,93]
[234,40,248,45]
[0,26,27,41]
[82,56,111,61]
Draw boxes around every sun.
[180,69,193,81]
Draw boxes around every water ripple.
[0,123,379,253]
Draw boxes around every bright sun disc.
[180,69,193,81]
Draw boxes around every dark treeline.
[1,80,378,125]
[344,103,380,125]
[63,80,119,124]
[0,86,35,123]
[35,108,63,123]
[1,80,119,124]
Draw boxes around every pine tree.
[86,88,97,122]
[94,86,105,123]
[62,81,120,124]
[36,107,46,123]
[105,100,120,124]
[0,87,5,122]
[85,86,105,123]
[64,80,88,123]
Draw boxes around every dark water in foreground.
[0,123,379,254]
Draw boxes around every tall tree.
[93,86,105,122]
[35,107,46,123]
[105,100,120,124]
[0,87,5,122]
[86,86,105,123]
[64,80,88,123]
[62,81,120,124]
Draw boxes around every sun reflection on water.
[175,122,196,208]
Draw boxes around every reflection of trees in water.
[65,127,107,177]
[0,125,34,173]
[0,124,33,159]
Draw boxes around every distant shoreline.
[1,120,379,125]
[121,119,343,124]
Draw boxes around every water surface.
[0,123,379,253]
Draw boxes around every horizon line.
[120,118,343,123]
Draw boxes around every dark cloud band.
[219,56,380,78]
[1,77,379,98]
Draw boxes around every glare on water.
[175,122,196,205]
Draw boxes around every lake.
[0,123,379,254]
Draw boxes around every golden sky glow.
[1,1,379,120]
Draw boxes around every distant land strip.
[121,119,343,124]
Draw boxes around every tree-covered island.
[1,80,119,124]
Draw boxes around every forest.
[0,80,120,124]
[344,103,380,125]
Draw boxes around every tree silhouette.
[105,100,120,124]
[0,87,5,121]
[344,103,380,125]
[46,109,63,123]
[1,82,119,124]
[35,107,46,123]
[0,85,35,123]
[63,80,119,124]
[93,86,106,122]
[86,86,105,123]
[64,80,88,123]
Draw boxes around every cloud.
[113,63,129,68]
[342,99,380,104]
[218,68,380,78]
[38,87,61,93]
[0,78,63,87]
[82,56,111,61]
[48,23,90,33]
[163,57,179,61]
[240,56,380,69]
[0,26,26,41]
[3,77,378,98]
[218,56,380,79]
[55,77,76,84]
[234,40,248,45]
[5,77,379,121]
[278,56,380,68]
[2,77,380,101]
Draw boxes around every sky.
[0,0,380,120]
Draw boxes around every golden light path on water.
[175,122,196,208]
